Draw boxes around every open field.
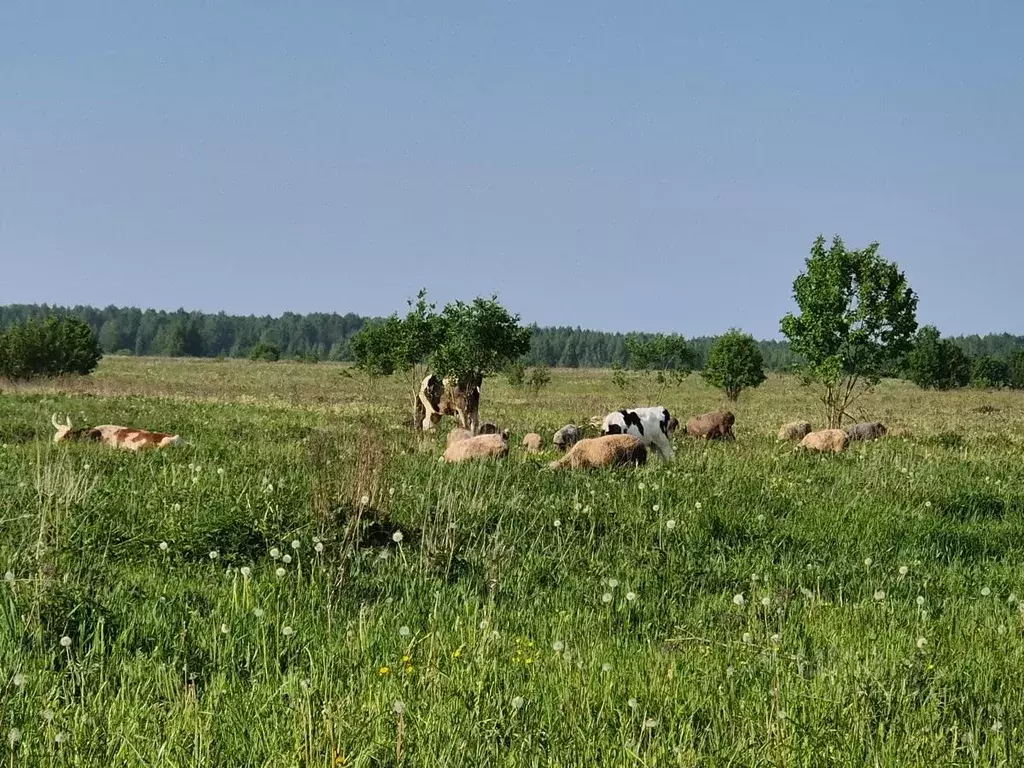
[2,357,1024,766]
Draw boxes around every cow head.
[51,414,74,443]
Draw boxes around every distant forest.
[2,304,1023,372]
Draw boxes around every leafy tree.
[624,334,695,386]
[700,329,766,400]
[970,355,1009,389]
[249,342,281,362]
[781,235,918,428]
[0,316,102,379]
[1009,350,1024,390]
[906,326,971,390]
[430,294,532,383]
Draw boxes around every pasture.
[2,357,1024,766]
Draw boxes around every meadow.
[2,356,1024,766]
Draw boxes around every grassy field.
[2,356,1024,766]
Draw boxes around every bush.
[970,356,1009,389]
[906,326,971,390]
[527,365,551,394]
[1008,350,1024,390]
[0,316,102,380]
[506,360,526,388]
[700,329,766,400]
[249,343,281,362]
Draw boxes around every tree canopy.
[700,329,766,400]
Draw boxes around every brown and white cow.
[51,414,184,452]
[414,372,482,434]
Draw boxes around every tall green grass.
[1,361,1023,765]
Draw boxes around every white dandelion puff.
[552,641,564,653]
[282,554,292,564]
[742,632,752,644]
[208,550,219,560]
[55,731,68,745]
[270,548,281,559]
[602,592,613,604]
[916,637,927,649]
[275,567,286,578]
[281,626,294,637]
[643,718,659,730]
[12,673,27,688]
[478,619,489,630]
[159,541,169,552]
[652,504,660,512]
[392,531,404,543]
[314,542,324,554]
[916,595,925,607]
[601,663,612,673]
[240,566,251,579]
[608,578,619,589]
[220,623,229,634]
[360,495,370,506]
[864,557,873,567]
[60,636,72,648]
[253,608,264,618]
[3,571,13,583]
[511,696,525,711]
[291,540,300,550]
[733,594,746,607]
[771,633,781,645]
[553,519,562,528]
[981,586,992,597]
[399,625,411,637]
[873,590,886,601]
[760,597,771,608]
[392,699,405,715]
[665,519,677,530]
[626,591,637,602]
[8,728,22,746]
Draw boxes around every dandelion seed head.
[760,597,771,608]
[601,663,612,673]
[12,673,26,688]
[291,540,300,550]
[399,625,411,637]
[8,728,22,745]
[282,626,294,637]
[733,594,746,607]
[916,637,927,649]
[159,541,169,552]
[392,700,405,715]
[275,567,286,578]
[626,591,637,602]
[552,641,564,653]
[314,542,324,553]
[392,531,404,543]
[899,565,909,576]
[282,554,292,564]
[220,623,229,634]
[253,608,264,618]
[770,633,781,645]
[992,720,1004,734]
[864,557,873,567]
[42,709,54,723]
[55,731,68,744]
[873,590,886,601]
[643,718,659,729]
[553,519,562,528]
[217,468,224,476]
[270,548,281,559]
[60,636,72,648]
[240,566,251,579]
[741,632,752,644]
[608,578,619,589]
[478,619,489,630]
[665,519,677,530]
[511,696,525,710]
[602,592,613,604]
[916,595,925,606]
[360,495,370,506]
[981,586,992,597]
[628,698,639,709]
[208,550,219,560]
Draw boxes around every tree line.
[6,302,1021,371]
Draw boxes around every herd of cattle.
[45,372,888,466]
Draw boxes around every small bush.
[506,360,526,388]
[0,316,102,380]
[1008,350,1024,390]
[970,356,1008,389]
[700,329,766,400]
[527,365,551,394]
[249,342,281,362]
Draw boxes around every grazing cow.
[51,414,183,452]
[547,435,647,470]
[442,430,510,463]
[778,421,812,441]
[667,416,680,433]
[845,422,888,441]
[446,428,473,447]
[522,433,544,453]
[415,373,482,434]
[798,429,849,454]
[552,424,581,452]
[600,406,674,461]
[685,411,736,441]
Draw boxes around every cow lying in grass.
[51,414,184,452]
[600,406,674,461]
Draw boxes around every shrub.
[970,356,1008,389]
[1008,350,1024,390]
[700,329,766,401]
[0,316,103,380]
[906,326,971,390]
[527,365,551,394]
[506,360,526,388]
[249,342,281,362]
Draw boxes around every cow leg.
[651,431,675,461]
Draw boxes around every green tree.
[700,329,766,400]
[249,342,281,362]
[970,355,1009,389]
[906,325,971,390]
[781,235,918,428]
[1008,350,1024,390]
[624,333,695,385]
[0,316,102,379]
[526,365,552,394]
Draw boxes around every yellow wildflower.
[404,664,415,674]
[452,647,463,659]
[378,666,391,676]
[401,655,412,664]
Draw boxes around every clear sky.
[2,1,1021,338]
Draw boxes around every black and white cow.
[600,406,674,461]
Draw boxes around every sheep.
[845,422,888,441]
[552,424,581,452]
[798,429,849,453]
[446,428,473,447]
[522,433,544,453]
[547,435,647,470]
[685,411,735,440]
[600,406,674,461]
[477,422,501,435]
[778,421,812,441]
[442,430,510,463]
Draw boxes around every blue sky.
[2,1,1021,338]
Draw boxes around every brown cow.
[51,414,183,451]
[415,373,482,434]
[685,411,736,440]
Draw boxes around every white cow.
[600,406,675,462]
